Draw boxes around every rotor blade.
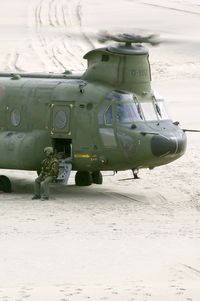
[97,30,160,46]
[31,27,200,49]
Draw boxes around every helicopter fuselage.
[0,43,186,187]
[0,75,186,171]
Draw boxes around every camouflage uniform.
[32,147,59,200]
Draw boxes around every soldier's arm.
[40,159,46,174]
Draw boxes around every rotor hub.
[107,44,149,55]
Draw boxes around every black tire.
[37,169,41,176]
[92,171,103,184]
[0,175,12,193]
[75,171,92,186]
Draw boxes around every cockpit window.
[154,100,162,117]
[104,105,113,125]
[116,102,142,123]
[102,90,170,124]
[140,102,158,121]
[135,100,169,121]
[104,91,143,124]
[135,102,144,120]
[153,91,170,120]
[155,100,169,120]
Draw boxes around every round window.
[11,109,21,126]
[55,111,67,129]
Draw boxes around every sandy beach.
[0,0,200,300]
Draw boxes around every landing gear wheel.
[75,171,92,186]
[132,168,140,179]
[37,169,41,176]
[92,171,103,184]
[0,175,12,193]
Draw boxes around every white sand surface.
[0,0,200,300]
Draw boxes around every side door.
[50,103,72,138]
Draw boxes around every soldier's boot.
[32,195,41,200]
[41,196,49,201]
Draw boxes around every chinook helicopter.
[0,32,191,192]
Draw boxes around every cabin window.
[55,110,67,129]
[104,105,113,125]
[11,109,21,126]
[116,103,142,123]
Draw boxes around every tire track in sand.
[4,52,24,72]
[142,1,200,16]
[33,0,64,70]
[30,0,94,72]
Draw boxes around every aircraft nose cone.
[151,134,186,157]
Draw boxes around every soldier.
[32,147,59,200]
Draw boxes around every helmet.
[44,146,53,155]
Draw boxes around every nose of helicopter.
[151,133,187,157]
